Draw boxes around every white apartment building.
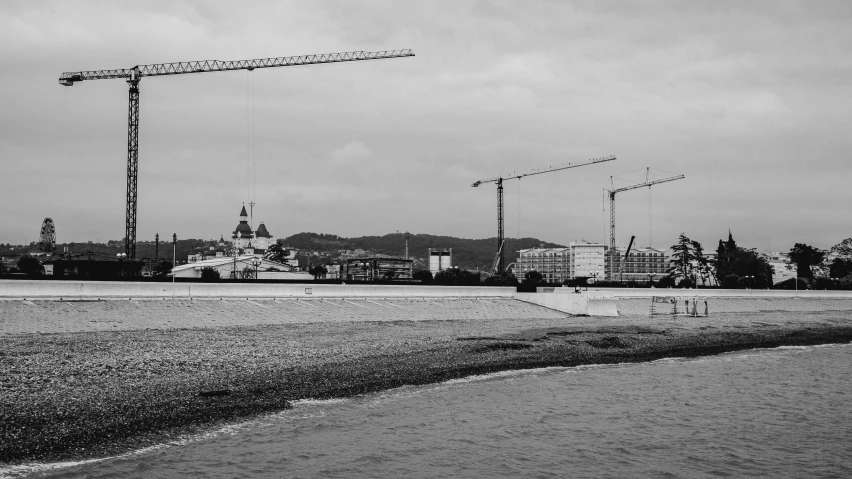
[515,242,606,283]
[570,242,607,280]
[516,247,571,283]
[429,248,452,275]
[610,246,669,282]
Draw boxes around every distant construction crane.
[59,50,415,260]
[491,240,506,275]
[472,155,616,273]
[606,169,685,280]
[619,235,636,282]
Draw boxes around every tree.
[0,261,7,275]
[712,232,773,288]
[239,266,255,280]
[309,265,328,280]
[483,271,518,286]
[435,268,480,286]
[154,260,173,278]
[691,240,713,286]
[830,238,852,258]
[787,243,825,280]
[722,274,739,289]
[829,258,852,279]
[713,231,738,280]
[200,266,220,281]
[523,270,544,285]
[412,269,433,284]
[668,233,696,283]
[265,244,290,263]
[16,255,43,277]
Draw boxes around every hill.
[279,232,565,271]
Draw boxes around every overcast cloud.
[1,0,850,251]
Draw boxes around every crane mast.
[607,172,685,280]
[472,155,616,274]
[60,50,414,260]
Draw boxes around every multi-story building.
[516,247,571,283]
[516,242,607,283]
[570,242,606,280]
[429,248,452,275]
[517,243,670,284]
[609,246,669,282]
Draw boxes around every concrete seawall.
[3,281,851,318]
[595,287,852,299]
[0,280,515,300]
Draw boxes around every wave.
[0,443,172,479]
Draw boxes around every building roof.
[255,222,272,238]
[171,254,291,273]
[233,224,253,238]
[518,248,570,254]
[240,205,248,217]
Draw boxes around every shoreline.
[2,317,851,464]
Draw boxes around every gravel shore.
[1,299,851,464]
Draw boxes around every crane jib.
[472,155,616,186]
[58,50,414,85]
[58,48,413,261]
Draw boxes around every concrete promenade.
[518,286,852,316]
[0,280,515,300]
[595,287,852,299]
[3,280,852,319]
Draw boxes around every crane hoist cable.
[605,169,685,281]
[59,49,415,260]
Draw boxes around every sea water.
[5,343,851,478]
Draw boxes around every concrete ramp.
[514,290,618,316]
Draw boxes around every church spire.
[240,204,248,221]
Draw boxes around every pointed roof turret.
[233,204,253,239]
[255,222,272,238]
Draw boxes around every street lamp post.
[252,257,262,281]
[116,252,126,277]
[172,233,177,286]
[589,271,599,291]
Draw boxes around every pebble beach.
[2,297,851,464]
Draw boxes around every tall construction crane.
[59,50,414,260]
[606,170,685,280]
[472,155,616,273]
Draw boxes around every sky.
[1,0,851,252]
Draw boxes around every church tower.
[232,204,254,250]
